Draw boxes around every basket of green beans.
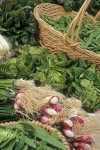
[34,0,100,68]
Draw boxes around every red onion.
[72,142,80,148]
[49,96,59,105]
[76,135,92,143]
[82,143,92,150]
[16,99,21,106]
[40,116,49,124]
[77,147,84,150]
[51,103,62,112]
[16,93,23,100]
[42,108,57,116]
[62,119,73,129]
[14,102,20,110]
[63,129,74,138]
[70,115,84,124]
[18,89,25,93]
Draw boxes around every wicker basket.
[0,120,70,150]
[34,0,100,67]
[95,10,100,20]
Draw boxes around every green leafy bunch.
[56,0,100,15]
[0,45,48,79]
[33,51,68,91]
[0,45,68,91]
[0,121,66,150]
[0,0,39,46]
[66,61,100,112]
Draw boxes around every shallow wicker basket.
[34,0,100,67]
[0,120,70,150]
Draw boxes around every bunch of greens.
[0,45,68,91]
[0,45,48,79]
[65,60,100,112]
[41,15,100,54]
[55,0,82,11]
[0,79,19,123]
[33,52,68,91]
[0,105,17,123]
[0,0,39,46]
[87,0,100,16]
[0,121,67,150]
[55,0,100,15]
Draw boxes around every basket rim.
[0,120,70,150]
[34,3,63,37]
[34,3,100,60]
[34,3,97,37]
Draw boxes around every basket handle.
[64,0,91,43]
[95,10,100,20]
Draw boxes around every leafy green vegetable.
[66,62,100,112]
[0,46,48,79]
[56,0,100,15]
[0,121,67,150]
[0,0,39,46]
[0,82,18,123]
[34,67,67,90]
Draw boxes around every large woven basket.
[34,0,100,67]
[0,120,70,150]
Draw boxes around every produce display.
[0,0,100,150]
[7,79,100,150]
[0,45,100,111]
[41,15,100,54]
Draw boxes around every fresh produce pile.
[0,121,66,150]
[41,15,100,54]
[0,45,100,111]
[0,1,100,150]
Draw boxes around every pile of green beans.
[41,14,100,54]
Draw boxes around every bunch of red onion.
[61,116,92,150]
[14,89,25,110]
[40,96,62,124]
